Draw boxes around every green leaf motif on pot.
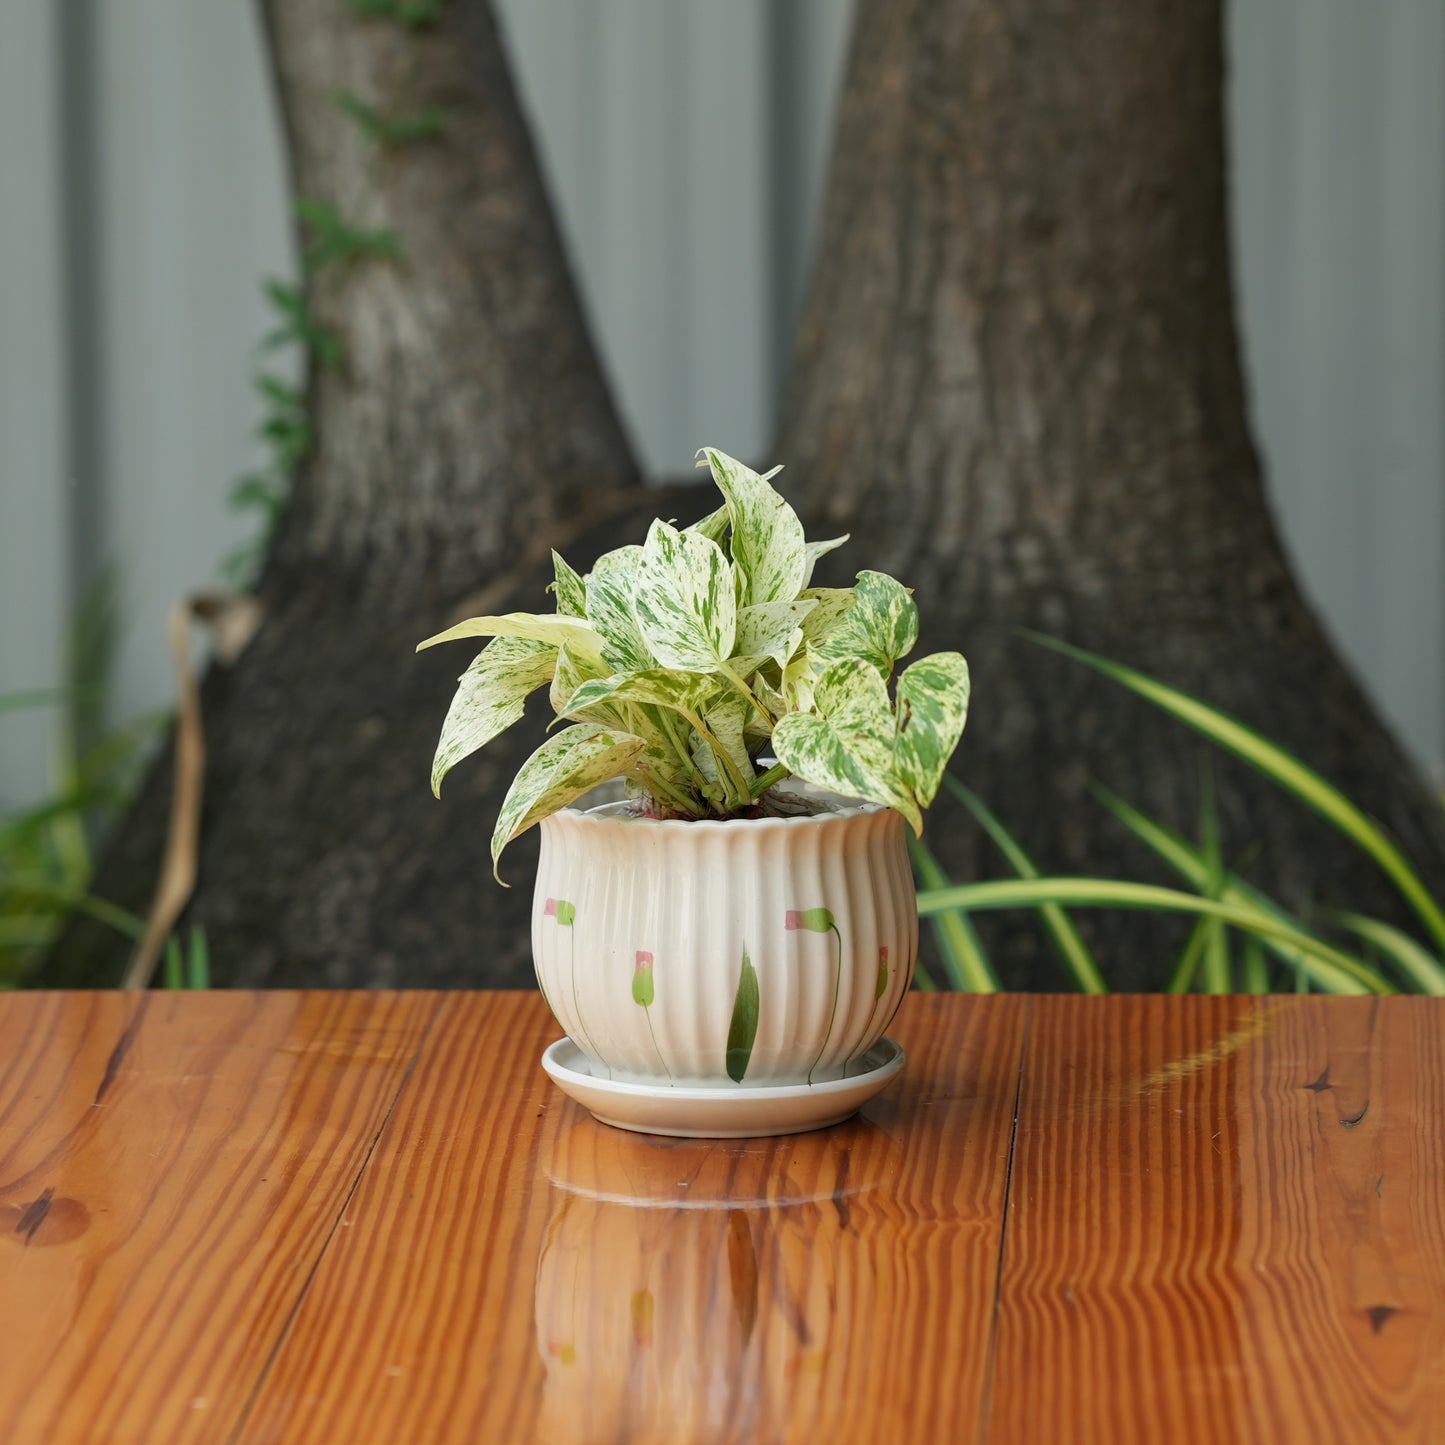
[632,949,655,1006]
[876,946,890,998]
[785,907,835,933]
[430,636,556,797]
[894,651,971,806]
[633,519,737,671]
[726,946,760,1083]
[542,897,576,926]
[700,447,807,607]
[492,725,649,879]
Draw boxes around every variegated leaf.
[771,659,923,833]
[894,651,971,806]
[684,504,731,546]
[816,570,917,677]
[550,550,588,618]
[798,587,857,644]
[734,599,816,668]
[781,648,819,714]
[491,724,648,879]
[417,611,606,672]
[550,640,624,725]
[688,690,753,800]
[802,533,850,588]
[431,637,556,797]
[699,447,807,606]
[585,545,655,673]
[561,668,723,726]
[633,519,737,670]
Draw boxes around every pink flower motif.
[634,950,654,971]
[785,907,835,933]
[880,946,889,964]
[544,898,558,917]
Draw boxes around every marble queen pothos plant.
[417,448,970,877]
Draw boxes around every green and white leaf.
[801,533,850,589]
[798,588,856,645]
[772,659,922,832]
[431,637,556,797]
[633,519,737,670]
[684,504,731,546]
[585,545,654,673]
[894,651,970,806]
[417,611,605,672]
[688,690,753,801]
[733,599,816,668]
[491,724,649,879]
[561,668,723,727]
[700,447,807,606]
[550,640,623,725]
[549,550,588,618]
[816,570,917,677]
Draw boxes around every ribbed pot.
[532,789,917,1086]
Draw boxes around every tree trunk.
[46,0,667,987]
[777,0,1445,985]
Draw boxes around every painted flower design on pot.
[786,907,843,1084]
[632,951,671,1082]
[542,897,610,1076]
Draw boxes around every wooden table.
[2,992,1442,1443]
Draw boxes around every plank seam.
[977,994,1030,1444]
[223,991,448,1445]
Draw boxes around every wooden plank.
[239,992,1028,1444]
[987,996,1445,1442]
[0,989,439,1445]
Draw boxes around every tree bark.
[777,0,1445,985]
[46,0,664,987]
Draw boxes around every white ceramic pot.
[532,785,917,1086]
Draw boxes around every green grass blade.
[164,936,184,990]
[1197,765,1231,994]
[0,878,147,941]
[944,778,1107,993]
[1241,936,1270,994]
[1025,631,1445,958]
[187,925,211,990]
[1166,916,1211,994]
[915,877,1389,995]
[908,835,999,992]
[1333,912,1445,996]
[1090,780,1390,994]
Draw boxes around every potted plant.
[419,448,969,1134]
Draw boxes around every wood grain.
[0,990,439,1445]
[986,995,1445,1444]
[236,992,1028,1444]
[6,992,1445,1443]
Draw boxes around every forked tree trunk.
[47,0,670,987]
[778,0,1445,985]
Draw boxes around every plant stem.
[717,660,772,729]
[749,762,790,799]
